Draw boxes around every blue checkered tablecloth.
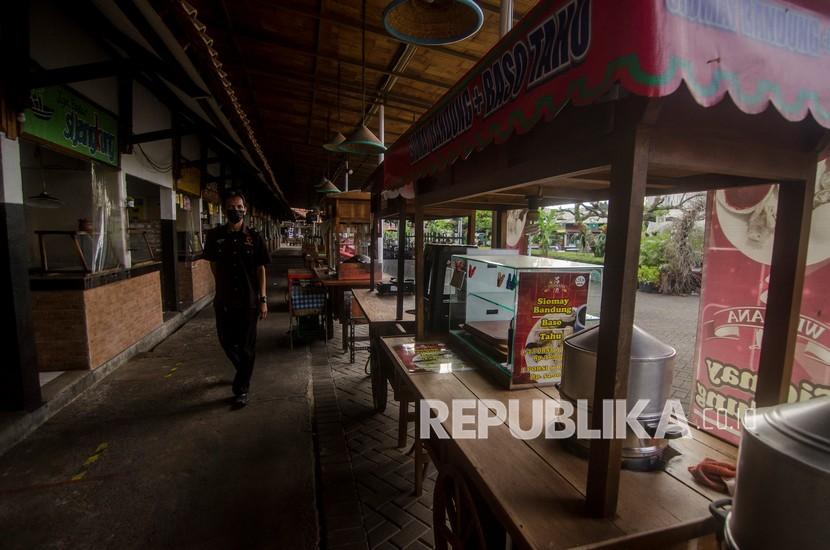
[290,284,326,313]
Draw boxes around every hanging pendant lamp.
[383,0,484,46]
[341,0,387,156]
[323,64,348,152]
[26,147,63,209]
[317,179,342,194]
[323,132,346,152]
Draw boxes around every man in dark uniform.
[203,190,270,407]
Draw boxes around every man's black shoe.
[234,393,249,407]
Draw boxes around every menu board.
[691,170,830,445]
[392,342,476,374]
[512,271,590,385]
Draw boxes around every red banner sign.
[512,271,590,385]
[691,169,830,444]
[385,0,830,189]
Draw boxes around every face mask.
[226,209,244,223]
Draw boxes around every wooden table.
[312,266,372,345]
[352,290,416,413]
[381,335,735,549]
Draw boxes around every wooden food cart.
[362,181,480,411]
[317,191,374,345]
[376,0,830,546]
[352,289,415,413]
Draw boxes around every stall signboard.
[691,166,830,445]
[392,342,476,374]
[384,0,830,189]
[512,271,590,385]
[177,166,201,196]
[24,86,118,167]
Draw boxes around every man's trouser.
[215,306,259,395]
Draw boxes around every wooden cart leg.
[432,463,488,550]
[412,399,432,496]
[398,399,409,448]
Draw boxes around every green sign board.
[23,86,119,167]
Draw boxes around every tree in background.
[475,211,492,245]
[555,202,607,253]
[531,208,561,256]
[661,197,706,295]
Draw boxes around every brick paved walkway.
[634,291,701,410]
[313,324,435,550]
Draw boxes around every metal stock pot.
[711,397,830,550]
[560,324,676,425]
[559,324,679,469]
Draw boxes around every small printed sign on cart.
[393,343,476,374]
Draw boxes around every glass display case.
[334,222,372,279]
[449,254,601,389]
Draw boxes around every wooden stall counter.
[381,335,734,549]
[312,266,373,345]
[352,289,416,413]
[352,289,415,324]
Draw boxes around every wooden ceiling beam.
[243,65,432,112]
[208,27,454,90]
[306,0,325,145]
[259,99,414,126]
[244,0,481,63]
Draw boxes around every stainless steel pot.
[721,397,830,550]
[561,324,676,424]
[559,324,679,469]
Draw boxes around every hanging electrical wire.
[136,144,173,172]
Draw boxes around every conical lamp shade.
[323,132,347,152]
[383,0,484,46]
[317,180,341,194]
[339,124,386,155]
[315,176,333,189]
[25,191,63,208]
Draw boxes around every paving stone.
[389,520,430,549]
[326,526,367,547]
[377,502,415,529]
[367,521,399,548]
[316,320,437,550]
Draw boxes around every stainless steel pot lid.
[563,324,676,360]
[745,396,830,474]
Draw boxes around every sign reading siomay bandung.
[384,0,830,190]
[23,86,119,167]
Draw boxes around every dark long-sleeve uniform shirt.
[203,224,271,310]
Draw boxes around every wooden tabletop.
[380,335,736,549]
[287,268,313,279]
[352,289,415,324]
[312,266,373,288]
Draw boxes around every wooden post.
[397,197,406,320]
[586,120,651,518]
[466,213,476,245]
[415,203,425,340]
[118,72,133,154]
[755,172,815,407]
[493,210,504,248]
[369,194,378,289]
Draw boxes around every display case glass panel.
[335,222,371,279]
[449,254,602,389]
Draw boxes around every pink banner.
[385,0,830,189]
[691,167,830,444]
